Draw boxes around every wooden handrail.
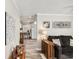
[41,40,55,59]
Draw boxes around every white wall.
[5,0,20,59]
[32,23,37,39]
[23,25,32,32]
[36,14,73,49]
[37,14,73,40]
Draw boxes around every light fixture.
[34,21,37,24]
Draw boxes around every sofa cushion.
[59,36,71,46]
[52,39,61,46]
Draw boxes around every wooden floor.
[24,39,42,59]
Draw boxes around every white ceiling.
[11,0,73,25]
[12,0,73,16]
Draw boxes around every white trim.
[37,13,73,16]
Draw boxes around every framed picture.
[52,21,71,28]
[43,21,50,28]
